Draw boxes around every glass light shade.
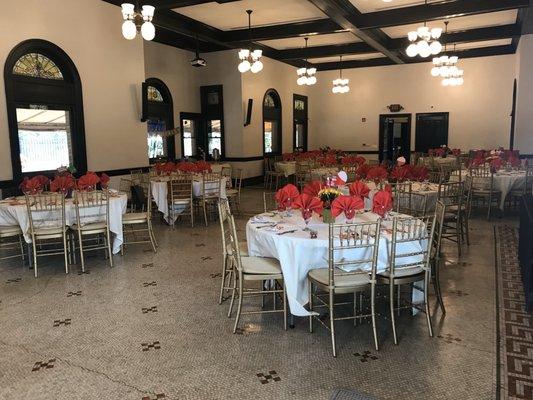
[238,49,250,59]
[432,57,440,65]
[250,60,263,73]
[142,5,155,19]
[297,67,307,76]
[121,3,134,19]
[417,26,430,37]
[332,86,339,94]
[307,76,317,85]
[344,86,350,93]
[333,79,341,85]
[342,79,349,85]
[251,49,262,59]
[297,76,306,86]
[442,79,450,86]
[406,43,418,57]
[440,55,449,64]
[430,41,442,55]
[417,41,431,58]
[238,60,251,73]
[141,21,155,41]
[457,77,464,85]
[431,28,442,39]
[431,67,440,77]
[408,31,418,42]
[122,20,137,40]
[449,56,458,64]
[307,68,317,75]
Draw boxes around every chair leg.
[424,273,434,337]
[433,259,446,315]
[308,281,314,333]
[389,281,398,345]
[371,284,379,351]
[106,231,114,268]
[465,217,470,246]
[329,290,337,357]
[63,233,69,274]
[32,240,38,278]
[227,270,237,318]
[232,276,244,333]
[148,223,157,253]
[203,202,208,227]
[283,281,287,331]
[78,231,85,272]
[353,291,358,327]
[218,254,229,305]
[18,235,25,265]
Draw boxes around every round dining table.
[0,192,128,254]
[246,210,427,316]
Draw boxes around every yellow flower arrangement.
[318,188,342,207]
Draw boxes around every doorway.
[379,114,411,164]
[293,94,308,152]
[180,112,202,159]
[415,112,449,153]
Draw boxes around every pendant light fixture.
[296,38,317,86]
[441,44,464,87]
[121,2,156,41]
[405,0,442,58]
[332,55,349,94]
[237,10,263,74]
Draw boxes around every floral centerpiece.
[318,187,342,223]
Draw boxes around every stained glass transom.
[147,86,164,102]
[264,94,276,108]
[13,53,63,80]
[295,99,305,111]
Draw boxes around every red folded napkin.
[20,176,43,194]
[34,175,50,188]
[77,172,100,191]
[452,148,461,156]
[283,152,296,161]
[349,180,370,199]
[302,181,322,197]
[490,157,503,171]
[331,195,364,220]
[372,190,393,217]
[355,164,371,179]
[161,162,176,174]
[176,162,196,173]
[100,173,110,189]
[390,165,412,182]
[275,184,300,209]
[292,194,323,219]
[50,175,75,193]
[411,166,429,182]
[341,155,365,166]
[195,160,212,173]
[509,156,521,168]
[366,166,388,182]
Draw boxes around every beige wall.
[515,34,533,154]
[0,0,148,181]
[143,41,201,157]
[308,54,517,154]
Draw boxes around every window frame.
[293,94,308,152]
[4,39,87,181]
[262,89,282,156]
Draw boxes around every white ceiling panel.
[259,32,359,50]
[309,53,386,63]
[349,0,440,14]
[454,38,512,51]
[382,10,518,38]
[175,0,327,31]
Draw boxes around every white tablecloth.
[246,211,427,316]
[310,167,339,181]
[275,162,296,177]
[210,163,231,174]
[0,194,128,254]
[419,156,457,168]
[151,177,227,223]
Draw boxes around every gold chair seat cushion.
[308,268,371,288]
[172,199,191,205]
[123,212,148,224]
[32,226,65,238]
[226,241,248,257]
[226,189,239,196]
[378,266,425,278]
[241,256,282,276]
[71,222,107,233]
[0,225,23,238]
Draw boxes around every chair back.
[409,192,428,217]
[388,214,435,278]
[327,220,381,289]
[438,181,464,207]
[25,192,67,236]
[225,210,244,273]
[169,174,193,204]
[130,169,143,184]
[73,190,110,228]
[390,181,412,214]
[263,191,277,213]
[217,199,232,257]
[430,201,446,260]
[202,173,222,200]
[119,178,132,200]
[233,169,243,195]
[469,168,494,191]
[428,170,442,184]
[220,166,232,189]
[526,165,533,191]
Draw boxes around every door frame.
[293,93,308,152]
[378,113,412,163]
[415,112,449,152]
[179,112,202,159]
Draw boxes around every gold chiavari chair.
[130,169,143,185]
[168,174,194,228]
[226,210,287,333]
[410,192,429,217]
[119,178,134,212]
[429,201,446,314]
[26,192,69,277]
[200,172,222,226]
[264,157,284,190]
[122,180,157,253]
[217,199,248,305]
[263,191,277,213]
[308,220,382,357]
[344,165,358,183]
[508,165,533,207]
[377,214,436,345]
[438,181,464,256]
[428,170,442,184]
[295,162,311,190]
[469,167,500,219]
[461,176,474,246]
[72,190,113,272]
[390,181,412,214]
[0,224,25,266]
[226,168,243,214]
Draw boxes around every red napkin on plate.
[50,175,75,193]
[411,166,429,182]
[302,181,322,197]
[509,156,521,168]
[160,162,176,174]
[372,190,393,217]
[20,177,43,194]
[292,193,323,219]
[275,184,300,209]
[355,164,371,179]
[195,160,212,173]
[34,175,50,189]
[331,195,364,220]
[349,180,370,198]
[366,166,388,182]
[77,172,100,191]
[490,157,503,172]
[390,165,412,182]
[452,148,461,156]
[176,162,196,173]
[100,173,110,189]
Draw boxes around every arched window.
[4,39,87,180]
[142,78,174,161]
[263,89,282,155]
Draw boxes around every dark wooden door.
[379,114,411,164]
[415,112,449,153]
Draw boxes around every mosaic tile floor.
[0,188,511,399]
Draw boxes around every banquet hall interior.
[1,0,533,399]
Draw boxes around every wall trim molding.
[224,156,264,162]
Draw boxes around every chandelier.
[405,2,442,58]
[332,56,349,94]
[441,65,464,87]
[121,3,155,41]
[296,38,317,86]
[237,10,263,74]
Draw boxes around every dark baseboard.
[224,156,264,162]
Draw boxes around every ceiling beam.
[356,0,530,30]
[277,42,373,60]
[153,0,241,9]
[306,0,404,64]
[315,44,516,71]
[222,19,343,43]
